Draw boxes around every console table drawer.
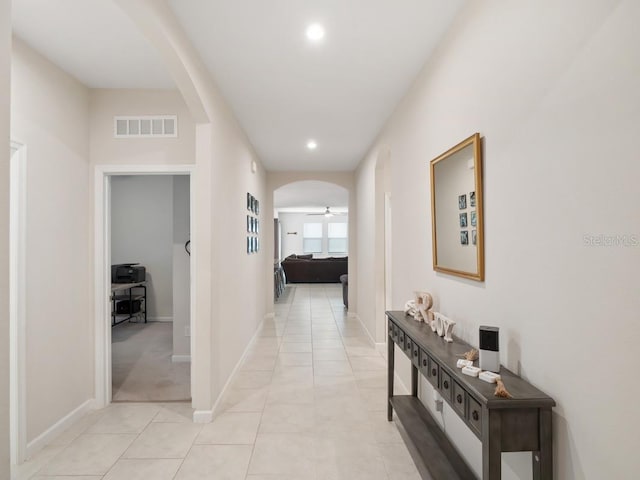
[411,341,420,367]
[427,356,439,389]
[398,329,406,349]
[453,381,466,416]
[404,335,414,357]
[405,336,420,367]
[439,370,453,403]
[419,349,429,374]
[391,323,399,343]
[468,395,483,437]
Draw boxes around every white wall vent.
[114,115,178,138]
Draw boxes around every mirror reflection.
[430,133,484,281]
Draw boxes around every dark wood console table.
[387,311,555,480]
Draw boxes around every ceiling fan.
[307,207,347,217]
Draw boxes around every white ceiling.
[12,0,174,88]
[11,0,466,171]
[274,181,348,210]
[168,0,466,171]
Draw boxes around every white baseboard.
[171,355,191,363]
[26,398,96,459]
[147,316,173,322]
[193,410,213,423]
[193,315,267,423]
[353,313,378,348]
[350,317,407,395]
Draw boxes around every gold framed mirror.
[430,133,484,281]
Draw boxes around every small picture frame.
[460,230,469,245]
[470,191,476,207]
[458,194,467,210]
[247,236,251,254]
[255,219,259,234]
[247,193,251,211]
[472,229,477,245]
[255,199,260,215]
[256,237,260,252]
[470,210,477,227]
[247,215,251,233]
[459,213,468,228]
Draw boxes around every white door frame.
[94,164,196,408]
[384,193,392,311]
[10,140,27,466]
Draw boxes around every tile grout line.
[244,284,294,479]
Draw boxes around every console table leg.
[533,408,553,480]
[411,365,418,397]
[387,336,394,421]
[482,409,502,479]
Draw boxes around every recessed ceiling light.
[306,23,325,42]
[307,140,318,150]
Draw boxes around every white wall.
[278,212,348,260]
[90,89,195,166]
[111,175,175,320]
[355,1,640,478]
[11,39,93,444]
[172,175,190,358]
[0,0,11,475]
[89,1,269,413]
[208,109,268,398]
[356,160,377,339]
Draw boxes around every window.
[328,222,348,254]
[303,223,322,253]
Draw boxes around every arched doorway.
[273,180,349,305]
[265,173,357,316]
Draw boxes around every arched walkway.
[266,172,357,315]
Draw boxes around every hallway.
[15,284,419,480]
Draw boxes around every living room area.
[273,180,350,307]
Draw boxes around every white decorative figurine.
[414,291,434,324]
[404,300,418,318]
[435,312,445,336]
[443,316,456,343]
[404,291,434,323]
[434,312,456,342]
[430,311,439,332]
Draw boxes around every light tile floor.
[15,284,419,480]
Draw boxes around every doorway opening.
[273,181,349,309]
[95,165,195,407]
[375,147,392,349]
[110,174,191,401]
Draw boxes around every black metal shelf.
[111,282,147,326]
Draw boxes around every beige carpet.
[111,321,191,402]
